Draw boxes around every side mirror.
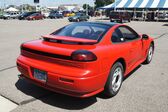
[142,34,149,40]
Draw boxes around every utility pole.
[3,0,6,9]
[86,4,88,15]
[114,0,116,11]
[3,0,6,12]
[34,0,40,11]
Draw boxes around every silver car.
[3,12,20,19]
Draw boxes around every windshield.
[51,23,110,41]
[75,13,81,16]
[50,13,59,15]
[22,12,35,16]
[22,12,30,16]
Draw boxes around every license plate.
[33,69,47,82]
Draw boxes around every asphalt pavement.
[0,18,168,112]
[0,95,17,112]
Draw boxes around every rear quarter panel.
[91,25,130,75]
[141,35,154,59]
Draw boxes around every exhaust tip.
[18,74,23,79]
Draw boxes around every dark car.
[0,12,3,19]
[18,12,37,20]
[110,11,132,23]
[26,13,44,20]
[48,13,63,19]
[68,13,89,22]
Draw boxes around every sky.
[0,0,95,8]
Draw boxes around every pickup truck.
[109,11,132,23]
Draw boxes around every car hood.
[49,14,55,16]
[70,15,79,18]
[3,14,10,17]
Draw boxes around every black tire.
[104,62,124,97]
[143,43,154,64]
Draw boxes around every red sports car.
[17,22,154,98]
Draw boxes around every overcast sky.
[0,0,95,7]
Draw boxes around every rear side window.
[112,26,139,43]
[118,26,139,41]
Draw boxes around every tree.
[83,4,91,10]
[94,0,115,8]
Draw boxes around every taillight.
[71,50,97,62]
[20,44,24,49]
[20,44,24,54]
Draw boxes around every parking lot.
[0,18,168,112]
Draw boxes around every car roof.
[73,22,119,27]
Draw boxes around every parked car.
[48,12,63,19]
[68,13,89,22]
[3,12,20,19]
[17,22,154,98]
[26,13,44,20]
[157,12,168,20]
[146,12,155,21]
[18,12,37,20]
[42,12,50,18]
[133,12,144,21]
[67,12,75,17]
[0,12,3,19]
[110,11,132,23]
[63,11,71,17]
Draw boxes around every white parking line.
[0,95,18,112]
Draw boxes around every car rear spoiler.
[42,35,98,44]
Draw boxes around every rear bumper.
[16,56,108,98]
[110,18,121,21]
[19,74,104,98]
[26,18,34,20]
[26,18,31,20]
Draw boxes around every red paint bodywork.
[26,13,44,20]
[17,24,154,98]
[42,35,98,43]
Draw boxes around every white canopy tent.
[100,0,168,9]
[5,7,19,12]
[98,0,168,21]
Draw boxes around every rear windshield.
[110,12,119,15]
[51,23,110,41]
